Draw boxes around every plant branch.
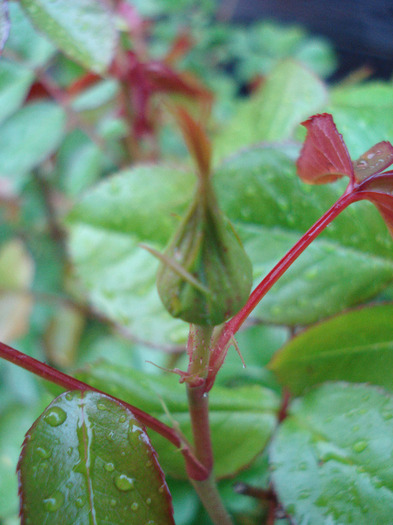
[206,190,356,391]
[190,476,234,525]
[0,340,207,480]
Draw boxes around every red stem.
[206,190,356,392]
[0,340,208,480]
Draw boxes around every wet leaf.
[0,101,66,190]
[214,145,393,325]
[20,0,117,73]
[270,382,393,524]
[76,362,279,478]
[297,113,354,184]
[269,304,393,395]
[18,391,174,524]
[214,60,327,160]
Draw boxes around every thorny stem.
[186,325,234,524]
[206,190,356,392]
[0,340,207,481]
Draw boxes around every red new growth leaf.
[355,173,393,236]
[297,113,354,184]
[353,141,393,181]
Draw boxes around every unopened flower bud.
[157,180,252,326]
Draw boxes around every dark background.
[224,0,393,80]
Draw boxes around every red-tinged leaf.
[145,61,212,103]
[297,113,354,184]
[18,391,175,525]
[66,72,102,97]
[353,141,393,181]
[172,106,212,179]
[355,172,393,236]
[164,31,194,65]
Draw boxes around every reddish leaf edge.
[0,340,208,481]
[17,390,175,525]
[207,114,393,392]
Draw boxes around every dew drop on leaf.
[104,462,115,472]
[352,440,368,453]
[37,446,51,459]
[114,474,134,491]
[44,407,67,427]
[43,490,65,512]
[131,502,139,511]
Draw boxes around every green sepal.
[157,180,252,326]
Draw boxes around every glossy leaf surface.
[270,304,393,395]
[270,382,393,524]
[68,145,393,335]
[67,165,194,344]
[76,363,279,478]
[20,0,117,73]
[18,390,174,524]
[214,146,393,325]
[214,60,327,159]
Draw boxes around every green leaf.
[214,145,393,325]
[20,0,117,73]
[0,402,44,518]
[270,382,393,524]
[5,3,55,67]
[270,304,393,395]
[0,0,10,53]
[67,165,195,344]
[76,362,279,478]
[214,60,327,160]
[0,101,66,190]
[18,390,175,524]
[0,61,34,125]
[328,82,393,159]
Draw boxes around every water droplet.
[104,462,115,472]
[44,407,67,427]
[299,489,311,500]
[119,415,126,423]
[146,497,152,505]
[40,461,48,471]
[382,410,393,420]
[97,402,107,411]
[65,393,74,401]
[114,474,134,491]
[131,502,139,511]
[107,431,115,441]
[67,447,73,456]
[158,485,164,493]
[75,497,85,508]
[43,490,64,512]
[353,440,368,453]
[37,446,51,459]
[110,498,117,507]
[146,460,152,468]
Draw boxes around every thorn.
[230,336,246,368]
